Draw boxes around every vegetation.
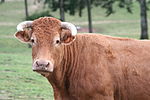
[0,0,150,99]
[0,1,53,100]
[44,0,150,37]
[26,10,54,20]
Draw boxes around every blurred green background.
[0,0,150,100]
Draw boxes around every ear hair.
[60,28,76,45]
[14,29,32,43]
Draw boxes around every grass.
[0,38,54,99]
[0,0,150,100]
[0,1,25,22]
[0,1,53,99]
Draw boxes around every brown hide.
[51,34,150,100]
[15,17,150,100]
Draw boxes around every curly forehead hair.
[32,17,61,30]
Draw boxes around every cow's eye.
[54,36,60,45]
[30,38,36,46]
[56,40,60,44]
[31,39,34,43]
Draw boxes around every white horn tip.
[17,25,23,31]
[72,28,77,36]
[17,21,33,31]
[61,22,77,36]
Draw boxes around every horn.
[61,22,77,36]
[17,21,33,31]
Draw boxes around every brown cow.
[15,17,150,100]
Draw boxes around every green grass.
[0,0,150,100]
[0,1,53,99]
[0,38,54,100]
[0,1,25,22]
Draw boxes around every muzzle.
[32,59,54,73]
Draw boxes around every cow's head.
[15,17,77,77]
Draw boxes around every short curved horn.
[61,22,77,36]
[17,21,33,31]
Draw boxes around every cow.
[15,17,150,100]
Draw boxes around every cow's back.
[68,33,150,100]
[106,36,150,100]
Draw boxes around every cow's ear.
[60,28,76,45]
[15,29,31,43]
[60,22,77,45]
[15,21,33,43]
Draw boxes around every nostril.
[33,60,53,72]
[35,60,50,68]
[46,62,49,67]
[36,61,39,67]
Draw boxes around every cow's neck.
[47,42,79,97]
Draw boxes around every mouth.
[33,69,51,77]
[33,69,50,72]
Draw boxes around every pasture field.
[0,0,150,99]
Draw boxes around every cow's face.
[15,17,77,77]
